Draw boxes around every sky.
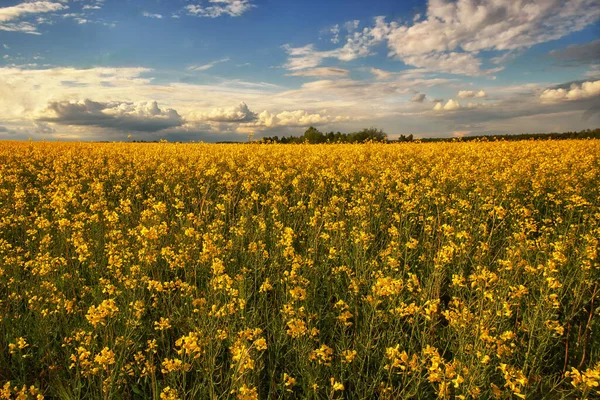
[0,0,599,141]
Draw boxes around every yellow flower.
[253,337,267,351]
[9,337,29,355]
[94,347,115,369]
[283,373,296,389]
[154,317,171,331]
[237,384,258,400]
[160,387,180,400]
[371,276,403,297]
[330,378,344,392]
[286,318,307,338]
[86,299,119,327]
[310,344,334,366]
[161,358,190,374]
[259,278,273,293]
[341,349,357,363]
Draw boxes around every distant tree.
[351,127,387,142]
[303,126,326,143]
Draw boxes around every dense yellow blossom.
[0,140,598,399]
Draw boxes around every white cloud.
[4,64,598,141]
[384,0,600,55]
[344,20,360,32]
[142,12,163,19]
[185,0,254,18]
[458,90,486,98]
[1,21,41,35]
[401,51,502,77]
[0,1,67,34]
[193,102,257,122]
[287,68,349,78]
[187,58,230,71]
[0,1,67,22]
[36,99,184,132]
[189,105,348,132]
[283,26,378,71]
[434,99,461,111]
[282,44,326,71]
[370,68,395,80]
[330,24,340,44]
[444,99,461,111]
[490,50,524,65]
[283,1,600,77]
[540,80,600,102]
[0,66,446,130]
[382,0,599,75]
[255,110,335,128]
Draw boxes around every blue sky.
[1,0,599,141]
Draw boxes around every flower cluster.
[0,140,598,398]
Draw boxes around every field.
[0,140,599,399]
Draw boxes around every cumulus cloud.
[282,1,600,76]
[380,0,600,74]
[36,99,184,132]
[458,90,486,98]
[434,99,461,111]
[187,58,230,72]
[411,93,427,103]
[540,80,600,102]
[549,39,600,66]
[185,0,254,18]
[194,102,257,123]
[287,68,349,78]
[255,110,339,128]
[384,0,600,54]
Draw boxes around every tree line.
[259,127,600,144]
[419,128,600,142]
[260,127,414,144]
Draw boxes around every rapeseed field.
[0,140,598,399]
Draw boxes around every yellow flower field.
[0,140,599,399]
